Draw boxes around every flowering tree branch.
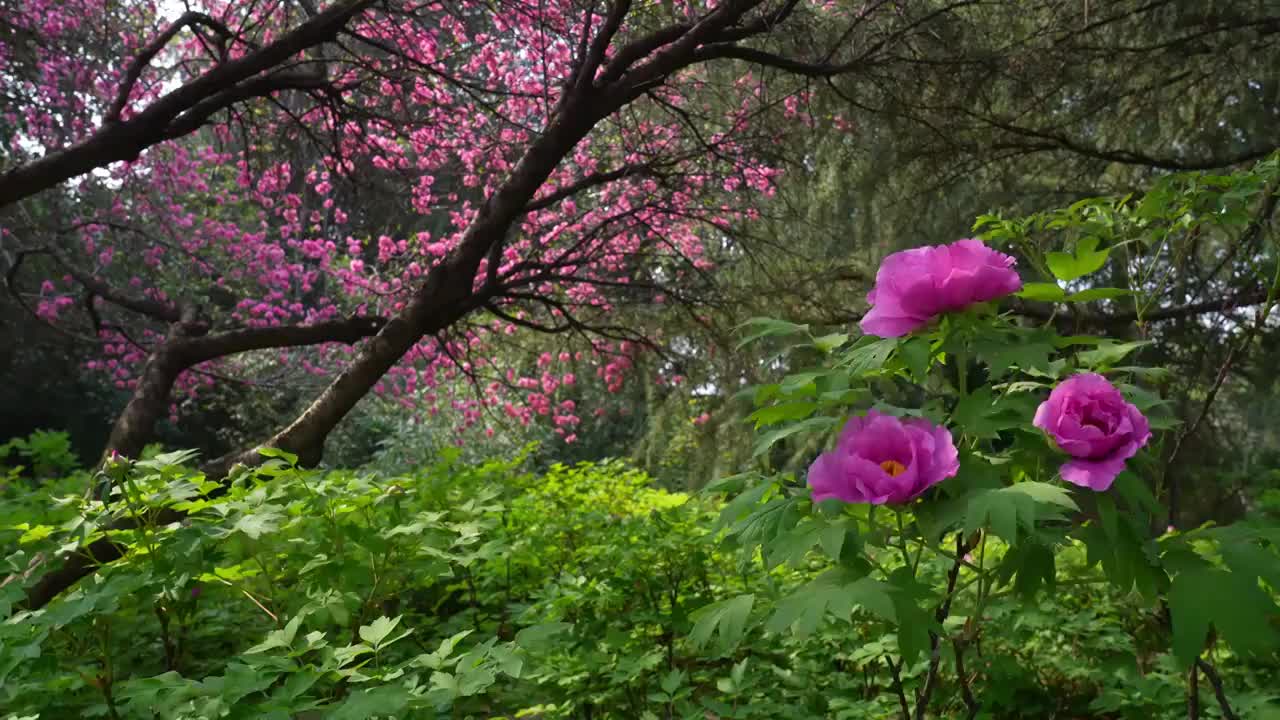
[12,0,925,611]
[105,10,235,123]
[0,0,374,207]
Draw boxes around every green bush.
[2,448,1276,719]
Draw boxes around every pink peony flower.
[859,239,1021,338]
[808,410,959,504]
[1033,373,1151,491]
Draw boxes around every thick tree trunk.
[103,337,190,462]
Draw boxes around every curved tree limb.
[0,0,375,208]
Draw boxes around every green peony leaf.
[689,594,755,653]
[1017,282,1067,301]
[1047,237,1110,281]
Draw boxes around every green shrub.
[2,447,1276,719]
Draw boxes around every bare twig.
[1165,271,1279,525]
[1187,662,1200,720]
[953,639,980,720]
[885,656,911,720]
[1194,658,1239,720]
[914,532,971,720]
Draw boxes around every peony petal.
[859,240,1019,338]
[807,453,848,503]
[810,412,959,505]
[1060,455,1128,491]
[859,307,929,338]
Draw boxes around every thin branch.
[1165,275,1278,525]
[1013,289,1269,328]
[953,639,980,720]
[691,44,863,77]
[1194,658,1239,720]
[1188,662,1200,720]
[885,656,911,720]
[106,11,235,123]
[914,532,970,720]
[163,70,332,138]
[50,250,185,323]
[181,315,387,364]
[524,163,653,213]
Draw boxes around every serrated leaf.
[245,614,303,654]
[765,571,890,637]
[1221,543,1280,594]
[840,337,898,376]
[951,387,1038,439]
[1002,481,1080,511]
[660,668,684,694]
[971,329,1056,378]
[1169,566,1279,667]
[964,482,1076,543]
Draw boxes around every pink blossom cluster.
[3,0,823,441]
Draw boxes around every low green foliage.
[2,448,1277,718]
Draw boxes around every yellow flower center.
[880,460,907,477]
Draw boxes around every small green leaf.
[328,685,412,720]
[256,446,299,465]
[358,615,408,649]
[17,524,53,545]
[233,508,283,540]
[840,337,898,376]
[1066,287,1132,302]
[737,317,809,348]
[245,614,304,654]
[690,594,755,653]
[1047,237,1110,281]
[748,401,818,428]
[1017,282,1066,302]
[813,332,850,353]
[899,337,932,380]
[752,416,837,458]
[515,622,570,650]
[1078,341,1149,367]
[660,668,684,694]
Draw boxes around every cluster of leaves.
[699,158,1280,718]
[0,429,80,482]
[0,443,1276,719]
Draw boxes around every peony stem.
[894,510,912,569]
